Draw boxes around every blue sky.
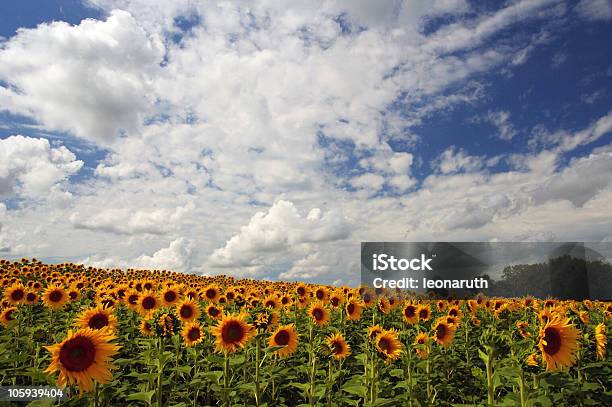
[0,0,611,284]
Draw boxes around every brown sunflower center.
[331,340,342,354]
[363,293,372,303]
[312,308,324,321]
[69,291,78,300]
[274,330,290,346]
[208,307,219,317]
[378,337,390,351]
[419,309,428,319]
[297,287,306,296]
[11,289,24,301]
[436,323,447,339]
[404,306,416,318]
[59,336,96,372]
[188,328,201,341]
[449,309,458,316]
[49,290,63,302]
[142,296,156,310]
[330,297,339,307]
[89,313,109,330]
[128,294,139,305]
[26,293,36,302]
[543,327,561,356]
[222,321,245,343]
[347,303,355,315]
[206,289,216,299]
[265,300,275,308]
[164,291,177,302]
[316,290,324,299]
[180,305,194,319]
[4,309,15,321]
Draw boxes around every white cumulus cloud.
[0,135,83,198]
[0,10,163,144]
[209,200,352,268]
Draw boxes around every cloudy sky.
[0,0,611,285]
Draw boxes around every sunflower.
[329,293,343,308]
[0,307,17,327]
[279,294,292,308]
[417,304,431,322]
[268,324,299,357]
[445,316,458,326]
[327,332,351,360]
[577,311,589,325]
[367,325,384,342]
[375,329,403,362]
[377,298,391,314]
[41,285,69,310]
[142,280,156,292]
[67,286,81,302]
[308,302,330,326]
[24,291,39,305]
[361,290,375,307]
[413,332,430,359]
[156,313,179,338]
[447,305,463,318]
[538,308,554,325]
[210,314,255,353]
[4,282,26,305]
[402,303,418,324]
[139,320,154,337]
[594,323,606,361]
[263,295,280,310]
[175,298,200,322]
[206,304,224,320]
[538,315,580,371]
[44,328,120,392]
[161,285,182,307]
[296,283,309,298]
[345,299,363,321]
[203,284,220,302]
[314,286,329,302]
[182,322,204,347]
[125,290,140,310]
[432,317,456,348]
[526,353,539,367]
[137,290,160,318]
[75,305,118,332]
[467,299,479,314]
[515,321,530,338]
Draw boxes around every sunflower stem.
[223,352,231,407]
[254,334,261,406]
[518,368,528,407]
[326,358,334,407]
[193,348,199,407]
[485,347,495,406]
[426,357,432,400]
[156,336,164,407]
[405,349,413,406]
[94,381,99,407]
[308,322,317,406]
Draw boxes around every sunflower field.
[0,258,610,406]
